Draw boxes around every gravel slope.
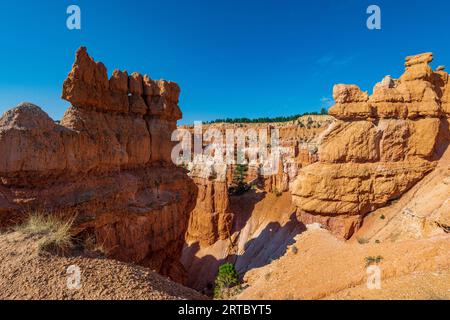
[237,228,450,300]
[0,232,206,300]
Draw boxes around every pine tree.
[231,164,248,195]
[214,263,240,299]
[320,107,328,115]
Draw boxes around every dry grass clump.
[83,235,109,257]
[16,212,76,255]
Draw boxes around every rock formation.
[292,52,450,239]
[3,47,447,297]
[0,47,197,282]
[180,117,332,247]
[185,162,233,247]
[263,116,333,193]
[180,118,332,292]
[178,118,332,193]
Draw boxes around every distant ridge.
[205,108,329,124]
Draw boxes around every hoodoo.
[292,52,450,239]
[0,47,197,282]
[0,49,448,299]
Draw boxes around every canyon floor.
[238,227,450,300]
[182,188,449,300]
[2,191,448,300]
[236,139,450,300]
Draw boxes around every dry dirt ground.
[237,228,450,300]
[183,188,450,300]
[235,137,450,300]
[0,232,206,300]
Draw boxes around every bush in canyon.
[357,237,370,245]
[214,263,240,299]
[365,255,384,267]
[230,164,249,196]
[273,187,283,197]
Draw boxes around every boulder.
[329,85,373,120]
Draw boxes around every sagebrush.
[16,212,76,255]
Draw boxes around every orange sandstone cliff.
[292,52,450,239]
[0,47,197,282]
[0,49,448,298]
[181,118,332,292]
[237,53,450,300]
[181,53,450,295]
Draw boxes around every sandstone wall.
[185,163,233,247]
[0,47,197,282]
[180,118,331,249]
[292,52,450,239]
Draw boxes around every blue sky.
[0,0,449,124]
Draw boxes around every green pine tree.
[214,263,240,299]
[231,164,248,195]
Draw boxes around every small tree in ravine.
[231,164,249,195]
[214,263,240,299]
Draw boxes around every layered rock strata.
[185,162,233,247]
[0,47,196,282]
[292,52,450,239]
[180,118,331,248]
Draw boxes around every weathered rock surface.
[180,118,332,248]
[0,47,196,282]
[185,162,233,247]
[179,118,332,292]
[293,53,450,239]
[182,192,302,294]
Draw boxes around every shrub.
[388,198,400,205]
[365,255,384,267]
[16,212,76,255]
[291,245,299,254]
[273,188,282,197]
[380,215,386,220]
[230,164,249,196]
[214,263,240,299]
[357,237,369,245]
[320,107,328,115]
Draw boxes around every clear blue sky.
[0,0,449,124]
